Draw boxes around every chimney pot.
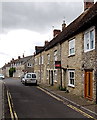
[84,0,94,11]
[62,20,66,31]
[45,41,49,46]
[18,56,21,59]
[53,29,61,38]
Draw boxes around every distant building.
[2,55,34,77]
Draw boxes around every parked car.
[21,73,37,85]
[0,74,5,79]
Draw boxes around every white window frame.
[47,54,50,64]
[27,63,32,67]
[35,58,37,65]
[84,26,95,52]
[41,55,44,64]
[39,57,40,65]
[54,70,57,83]
[69,39,75,56]
[68,70,75,87]
[54,50,57,62]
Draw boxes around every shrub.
[9,67,16,77]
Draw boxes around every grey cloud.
[2,2,83,34]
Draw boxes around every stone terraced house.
[34,1,97,102]
[2,55,34,77]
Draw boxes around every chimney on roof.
[44,41,49,46]
[18,56,21,59]
[84,0,94,11]
[12,58,14,61]
[23,54,24,58]
[62,20,66,31]
[53,29,61,38]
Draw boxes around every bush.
[9,67,16,77]
[58,85,69,92]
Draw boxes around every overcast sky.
[0,0,97,68]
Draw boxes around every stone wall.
[61,33,83,96]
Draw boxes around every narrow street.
[3,78,93,119]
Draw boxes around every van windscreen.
[32,74,36,78]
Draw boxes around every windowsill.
[68,84,75,88]
[84,48,95,53]
[68,54,75,58]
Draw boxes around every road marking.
[7,90,14,119]
[67,104,97,120]
[38,86,97,120]
[37,86,63,102]
[14,111,18,119]
[7,90,18,120]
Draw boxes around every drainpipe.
[40,54,41,84]
[59,43,62,88]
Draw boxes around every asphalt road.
[3,78,89,119]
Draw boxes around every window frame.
[69,39,75,56]
[54,50,57,62]
[41,55,44,64]
[84,26,95,52]
[68,70,75,87]
[47,54,50,64]
[27,62,32,67]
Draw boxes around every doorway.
[84,70,93,100]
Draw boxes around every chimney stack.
[44,41,49,46]
[18,56,21,59]
[53,29,61,38]
[23,54,24,58]
[62,20,66,31]
[84,0,94,11]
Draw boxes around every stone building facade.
[1,55,34,78]
[34,2,97,102]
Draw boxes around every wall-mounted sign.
[55,61,61,69]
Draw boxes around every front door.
[84,70,93,100]
[51,70,54,86]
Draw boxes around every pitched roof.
[45,2,97,51]
[35,46,45,55]
[2,55,33,69]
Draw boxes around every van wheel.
[35,82,37,86]
[24,81,27,86]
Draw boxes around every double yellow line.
[37,86,97,120]
[7,90,18,120]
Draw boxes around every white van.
[21,73,37,85]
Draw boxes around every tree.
[9,67,16,77]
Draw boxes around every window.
[54,70,57,83]
[54,50,57,62]
[27,63,32,67]
[68,70,75,87]
[47,54,50,64]
[39,57,40,65]
[69,39,75,56]
[47,70,49,79]
[41,55,44,64]
[35,58,37,65]
[84,27,95,52]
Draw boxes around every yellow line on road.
[67,104,97,120]
[7,90,18,120]
[14,111,18,119]
[37,86,63,102]
[7,90,14,119]
[37,86,97,120]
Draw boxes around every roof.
[2,55,33,69]
[35,46,45,55]
[45,2,97,51]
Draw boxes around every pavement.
[39,83,97,118]
[0,80,4,120]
